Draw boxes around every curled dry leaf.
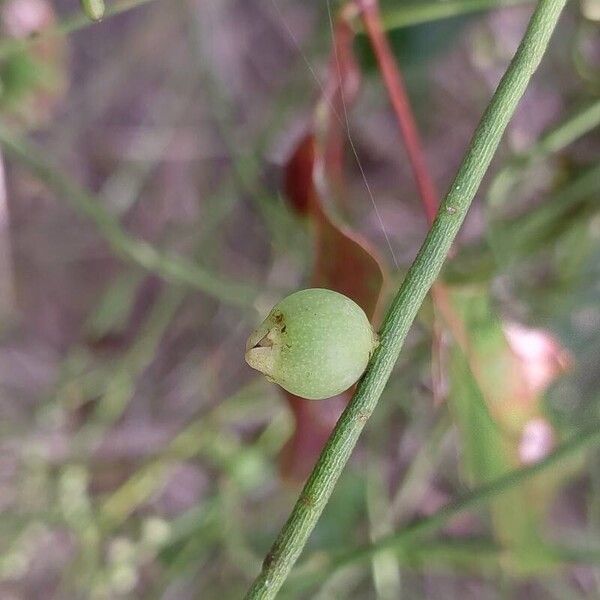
[280,133,388,481]
[278,8,388,481]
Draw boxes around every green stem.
[529,99,600,157]
[245,0,567,597]
[375,0,532,31]
[296,424,600,585]
[488,99,600,206]
[0,124,259,307]
[289,534,600,595]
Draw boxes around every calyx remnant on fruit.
[245,288,378,400]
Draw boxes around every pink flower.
[2,0,53,39]
[518,417,555,465]
[503,322,572,396]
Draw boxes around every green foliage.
[450,347,508,483]
[447,289,552,569]
[0,52,39,107]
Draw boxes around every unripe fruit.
[245,288,378,400]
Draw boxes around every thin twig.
[374,0,533,32]
[291,423,600,588]
[245,0,568,597]
[359,0,439,223]
[359,0,456,409]
[0,150,15,322]
[488,98,600,205]
[0,124,260,307]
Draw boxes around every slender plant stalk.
[360,0,439,222]
[488,99,600,204]
[0,124,259,307]
[376,0,532,31]
[0,150,15,322]
[528,99,600,157]
[359,1,439,590]
[245,0,567,597]
[338,424,600,566]
[359,0,472,419]
[290,423,600,588]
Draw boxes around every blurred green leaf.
[84,273,145,341]
[377,0,532,30]
[447,286,573,570]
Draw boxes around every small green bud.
[80,0,105,22]
[245,288,378,400]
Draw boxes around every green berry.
[245,288,378,400]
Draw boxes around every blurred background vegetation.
[0,0,598,598]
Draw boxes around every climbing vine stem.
[245,0,567,597]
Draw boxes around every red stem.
[359,0,439,224]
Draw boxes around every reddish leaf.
[280,135,387,480]
[284,134,386,318]
[279,9,387,482]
